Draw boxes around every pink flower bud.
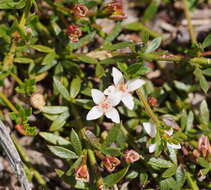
[73,4,88,17]
[123,150,140,163]
[105,0,127,20]
[198,135,211,159]
[67,24,82,42]
[75,164,90,182]
[103,156,120,172]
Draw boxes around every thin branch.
[0,120,32,190]
[183,0,197,44]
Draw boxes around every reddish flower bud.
[105,0,127,20]
[75,164,90,182]
[73,4,88,17]
[198,135,211,159]
[103,156,120,172]
[148,96,157,106]
[123,150,140,163]
[67,24,82,42]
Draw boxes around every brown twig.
[0,120,32,190]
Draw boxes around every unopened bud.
[30,93,45,110]
[123,149,140,163]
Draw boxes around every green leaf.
[39,132,71,146]
[0,0,26,9]
[42,106,68,114]
[185,172,199,190]
[176,166,186,189]
[95,64,105,78]
[148,158,174,170]
[202,33,211,49]
[37,60,58,74]
[53,77,70,101]
[14,57,34,64]
[70,129,82,156]
[145,37,162,53]
[126,63,149,78]
[78,56,98,64]
[103,124,120,147]
[49,111,70,131]
[104,22,122,44]
[200,100,209,125]
[168,146,177,165]
[162,165,177,178]
[194,68,209,93]
[160,177,177,190]
[66,156,83,176]
[70,76,81,98]
[203,68,211,77]
[126,171,138,179]
[104,166,129,188]
[48,146,78,159]
[186,111,194,131]
[72,32,96,50]
[30,45,54,53]
[197,157,209,168]
[41,52,56,65]
[101,147,121,157]
[143,0,161,23]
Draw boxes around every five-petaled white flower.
[104,67,145,110]
[143,122,181,153]
[86,89,120,123]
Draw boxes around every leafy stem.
[136,88,160,126]
[0,92,18,113]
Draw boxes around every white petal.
[112,67,124,85]
[167,143,181,149]
[148,144,156,153]
[91,89,105,104]
[121,93,134,110]
[108,93,122,107]
[86,106,104,120]
[105,107,120,123]
[127,79,145,92]
[164,129,173,136]
[143,122,157,138]
[104,85,116,96]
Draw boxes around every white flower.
[148,143,156,153]
[167,143,181,149]
[143,122,181,152]
[143,122,157,138]
[86,89,120,123]
[104,67,145,110]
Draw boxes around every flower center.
[118,82,127,92]
[100,99,112,111]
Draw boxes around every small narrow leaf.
[200,100,209,125]
[39,132,71,146]
[104,22,122,44]
[42,106,68,114]
[53,77,70,101]
[70,76,81,98]
[70,129,82,155]
[145,37,162,53]
[176,166,186,189]
[104,166,129,188]
[202,33,211,49]
[48,146,78,159]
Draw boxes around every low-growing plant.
[0,0,211,190]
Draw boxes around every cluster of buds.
[72,4,88,18]
[104,0,127,20]
[102,150,140,173]
[66,24,82,42]
[75,164,90,183]
[198,135,211,159]
[30,93,46,110]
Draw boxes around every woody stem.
[136,88,160,126]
